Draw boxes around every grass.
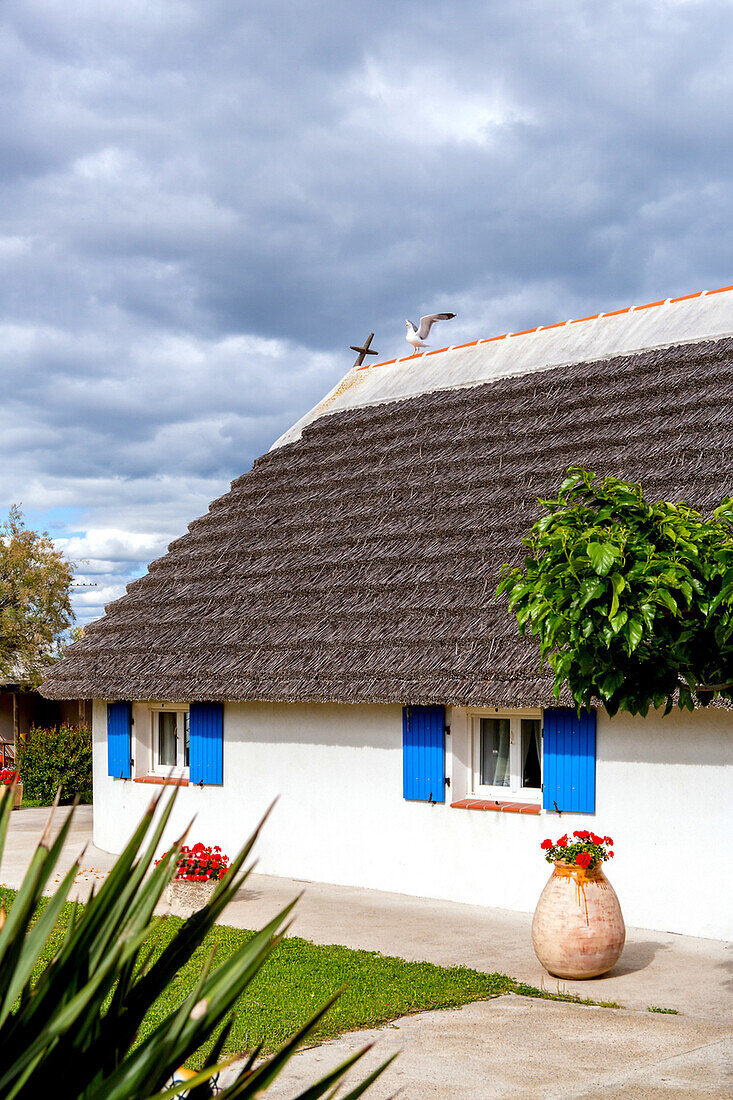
[648,1004,680,1014]
[0,886,622,1068]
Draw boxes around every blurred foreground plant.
[0,786,392,1099]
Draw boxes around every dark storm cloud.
[1,0,731,622]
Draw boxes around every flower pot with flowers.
[158,842,230,912]
[0,771,22,810]
[531,831,625,979]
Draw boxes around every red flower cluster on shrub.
[539,830,616,871]
[155,842,230,882]
[0,770,19,786]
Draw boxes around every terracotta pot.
[165,878,217,912]
[531,860,625,979]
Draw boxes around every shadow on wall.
[225,701,404,749]
[598,706,733,767]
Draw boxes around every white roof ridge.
[272,285,733,450]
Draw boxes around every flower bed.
[540,830,614,870]
[172,842,229,882]
[157,842,230,912]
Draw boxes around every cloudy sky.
[2,0,731,626]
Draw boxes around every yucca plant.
[0,785,393,1099]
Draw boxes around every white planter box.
[165,879,217,912]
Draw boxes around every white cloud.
[54,528,170,565]
[1,0,730,628]
[344,58,531,148]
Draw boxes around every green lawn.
[0,887,617,1068]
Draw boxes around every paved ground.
[2,806,732,1097]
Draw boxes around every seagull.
[405,312,456,354]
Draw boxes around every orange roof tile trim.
[356,284,732,372]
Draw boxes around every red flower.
[557,834,568,847]
[576,851,592,869]
[573,830,590,840]
[540,839,553,850]
[590,833,603,845]
[608,850,614,858]
[604,836,614,846]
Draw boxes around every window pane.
[158,712,177,767]
[480,718,510,787]
[522,718,541,789]
[183,712,189,767]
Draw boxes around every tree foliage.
[0,506,75,689]
[497,468,733,717]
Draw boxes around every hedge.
[19,725,93,804]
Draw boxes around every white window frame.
[468,708,543,803]
[150,704,190,778]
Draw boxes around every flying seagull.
[405,312,456,354]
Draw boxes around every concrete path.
[2,807,731,1097]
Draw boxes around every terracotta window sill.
[133,776,189,787]
[450,798,540,815]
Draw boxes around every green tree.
[497,468,733,717]
[0,506,75,689]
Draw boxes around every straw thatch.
[42,336,732,706]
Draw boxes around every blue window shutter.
[107,702,132,779]
[403,705,446,802]
[542,707,596,813]
[189,702,224,785]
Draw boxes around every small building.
[42,287,733,940]
[0,674,91,764]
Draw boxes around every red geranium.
[155,841,231,882]
[539,831,615,872]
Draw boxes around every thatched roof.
[42,291,733,705]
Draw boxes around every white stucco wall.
[92,700,733,940]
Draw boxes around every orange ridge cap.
[671,291,703,303]
[634,298,667,311]
[357,358,396,370]
[349,284,727,371]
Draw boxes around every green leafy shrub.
[17,725,93,804]
[497,467,733,716]
[0,787,390,1098]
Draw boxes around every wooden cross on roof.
[349,332,378,368]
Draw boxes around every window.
[152,708,189,775]
[470,710,542,801]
